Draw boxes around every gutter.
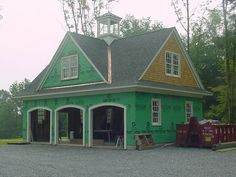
[18,84,212,100]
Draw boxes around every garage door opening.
[57,107,84,145]
[29,109,51,142]
[91,105,124,148]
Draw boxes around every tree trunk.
[223,0,232,122]
[187,0,190,54]
[232,44,236,122]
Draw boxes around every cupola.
[96,12,122,45]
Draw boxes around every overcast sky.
[0,0,220,90]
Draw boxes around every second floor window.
[165,52,180,77]
[61,55,78,80]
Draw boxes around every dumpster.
[176,117,236,148]
[176,124,189,146]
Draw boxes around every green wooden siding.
[134,92,203,143]
[22,91,203,146]
[42,37,104,88]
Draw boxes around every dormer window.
[165,51,180,77]
[61,55,78,80]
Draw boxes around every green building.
[19,12,210,149]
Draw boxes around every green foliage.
[0,138,23,145]
[61,0,117,35]
[0,79,30,138]
[189,6,236,123]
[120,15,164,37]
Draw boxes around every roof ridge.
[115,27,175,41]
[69,32,107,44]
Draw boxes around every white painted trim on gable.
[138,29,173,80]
[37,33,71,91]
[54,105,86,146]
[172,29,204,89]
[27,107,53,144]
[88,103,127,149]
[138,28,205,90]
[68,33,107,83]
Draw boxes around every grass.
[0,138,23,145]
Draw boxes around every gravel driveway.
[0,144,235,177]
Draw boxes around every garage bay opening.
[57,107,83,145]
[29,109,51,143]
[92,106,124,148]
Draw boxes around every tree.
[189,9,224,118]
[120,15,164,37]
[193,3,236,123]
[171,0,212,54]
[9,79,30,117]
[0,79,30,138]
[60,0,117,36]
[222,0,236,122]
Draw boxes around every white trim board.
[27,107,53,144]
[20,84,211,101]
[54,105,86,146]
[88,103,127,149]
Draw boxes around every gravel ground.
[0,144,235,177]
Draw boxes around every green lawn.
[0,138,23,145]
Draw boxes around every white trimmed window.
[185,101,193,122]
[165,51,180,77]
[152,99,161,125]
[61,55,78,80]
[38,109,46,124]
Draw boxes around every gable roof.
[69,33,108,81]
[19,27,211,99]
[110,27,173,85]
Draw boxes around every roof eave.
[19,84,211,100]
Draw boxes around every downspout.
[107,46,112,84]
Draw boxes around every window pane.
[185,102,193,122]
[63,68,69,78]
[152,99,161,124]
[71,67,78,77]
[166,64,172,74]
[62,55,78,79]
[70,57,77,67]
[165,52,180,76]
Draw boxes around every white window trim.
[151,98,162,126]
[61,55,79,80]
[185,101,193,122]
[165,51,181,78]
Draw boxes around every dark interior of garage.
[30,109,50,142]
[93,106,124,146]
[58,108,83,144]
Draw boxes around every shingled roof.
[19,27,211,99]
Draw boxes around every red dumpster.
[176,124,189,146]
[176,117,236,148]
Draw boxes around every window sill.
[165,73,181,78]
[152,123,162,126]
[61,76,79,81]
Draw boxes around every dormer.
[96,12,122,45]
